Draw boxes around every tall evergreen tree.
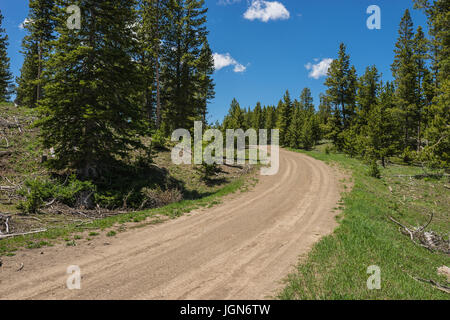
[252,102,264,130]
[353,65,381,156]
[366,82,400,167]
[160,0,214,134]
[36,0,146,179]
[136,0,169,128]
[16,0,55,107]
[414,0,449,168]
[324,43,357,150]
[223,98,244,129]
[264,105,277,141]
[356,65,380,129]
[287,105,303,148]
[197,41,215,124]
[0,10,13,102]
[317,94,331,139]
[391,9,418,149]
[413,25,430,152]
[276,90,293,146]
[299,88,315,114]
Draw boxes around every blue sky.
[1,0,428,123]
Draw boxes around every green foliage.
[160,0,215,134]
[17,175,95,213]
[0,10,13,102]
[151,129,168,150]
[368,160,381,179]
[223,98,245,130]
[17,178,55,213]
[324,43,358,151]
[36,1,146,178]
[195,162,220,181]
[106,231,117,237]
[15,0,55,108]
[414,0,450,169]
[276,90,293,146]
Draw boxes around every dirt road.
[0,149,342,300]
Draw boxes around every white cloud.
[213,53,247,73]
[19,18,31,30]
[244,0,290,22]
[305,58,333,79]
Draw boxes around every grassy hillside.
[280,146,449,300]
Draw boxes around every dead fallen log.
[0,228,47,240]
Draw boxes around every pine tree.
[264,105,277,142]
[287,106,303,148]
[317,94,332,139]
[161,0,214,134]
[252,102,264,130]
[413,26,430,152]
[16,0,55,107]
[356,65,380,129]
[0,10,13,102]
[276,90,293,146]
[136,0,169,128]
[414,0,450,168]
[366,82,400,167]
[301,116,316,150]
[354,65,381,156]
[391,9,418,150]
[197,42,215,124]
[36,0,146,179]
[324,43,357,150]
[299,87,314,114]
[223,98,244,129]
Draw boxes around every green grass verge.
[0,177,245,256]
[280,148,449,300]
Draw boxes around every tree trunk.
[155,0,162,129]
[36,38,42,105]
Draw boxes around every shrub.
[17,179,57,213]
[17,175,96,213]
[151,129,167,150]
[56,175,96,207]
[140,187,183,209]
[368,160,381,179]
[196,162,221,181]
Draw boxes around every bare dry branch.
[410,274,450,294]
[0,228,47,240]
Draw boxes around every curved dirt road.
[0,149,341,300]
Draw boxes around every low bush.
[368,160,381,179]
[151,129,167,150]
[17,175,96,213]
[140,187,183,209]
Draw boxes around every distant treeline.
[220,2,449,170]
